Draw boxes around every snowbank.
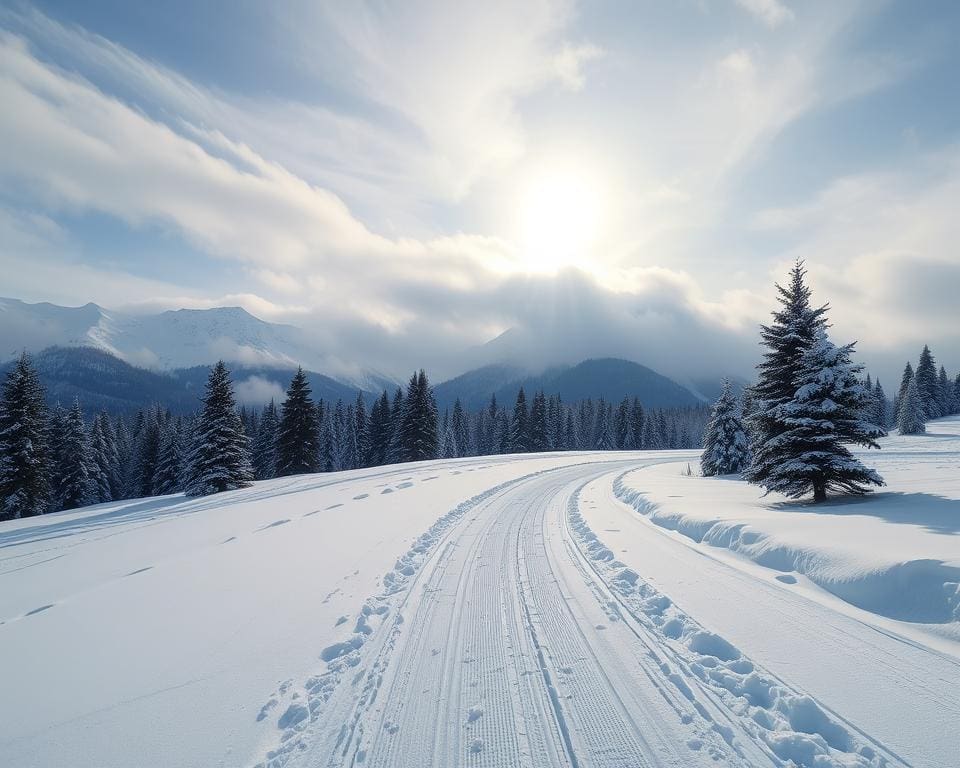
[614,416,960,631]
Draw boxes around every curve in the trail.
[282,460,901,768]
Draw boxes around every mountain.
[0,298,399,390]
[434,358,703,411]
[0,347,372,416]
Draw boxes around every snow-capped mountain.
[0,298,395,389]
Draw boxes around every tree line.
[0,355,709,516]
[698,261,957,502]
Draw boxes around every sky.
[0,0,958,386]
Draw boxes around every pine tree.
[184,362,253,496]
[113,415,132,500]
[614,398,630,449]
[398,370,438,462]
[47,404,68,510]
[354,393,369,468]
[630,398,644,450]
[873,380,888,429]
[914,345,940,419]
[593,398,614,450]
[529,391,549,452]
[133,406,163,497]
[0,353,50,519]
[154,417,186,495]
[897,375,925,435]
[938,366,955,416]
[700,379,750,476]
[276,367,320,476]
[563,409,576,450]
[765,331,884,501]
[366,391,392,467]
[451,398,470,458]
[744,261,828,489]
[252,399,279,479]
[440,422,458,459]
[87,413,114,504]
[509,387,530,453]
[343,403,360,470]
[894,362,913,424]
[386,387,405,464]
[57,398,93,511]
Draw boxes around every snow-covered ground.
[1,426,958,767]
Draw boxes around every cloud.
[234,375,287,406]
[735,0,795,28]
[752,146,960,381]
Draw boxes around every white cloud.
[234,375,287,406]
[735,0,795,28]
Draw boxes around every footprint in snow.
[595,624,607,630]
[25,604,54,617]
[353,494,369,500]
[326,503,343,510]
[125,567,153,577]
[381,488,394,494]
[397,481,414,489]
[776,574,798,584]
[256,519,290,531]
[466,705,483,723]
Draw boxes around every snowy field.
[1,426,958,767]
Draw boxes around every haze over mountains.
[0,298,717,413]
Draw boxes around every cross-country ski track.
[2,441,958,768]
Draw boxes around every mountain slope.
[0,298,332,374]
[435,357,703,411]
[0,347,370,414]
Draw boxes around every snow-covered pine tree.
[451,398,470,458]
[133,406,163,497]
[765,331,884,502]
[914,345,940,419]
[46,403,67,510]
[252,399,279,479]
[744,261,828,490]
[57,398,93,511]
[615,397,630,449]
[365,391,392,467]
[154,417,186,495]
[276,367,320,476]
[87,413,114,504]
[894,362,913,424]
[937,366,955,416]
[700,379,750,476]
[343,403,359,470]
[509,387,530,453]
[398,370,438,462]
[954,374,960,416]
[440,422,457,459]
[529,391,549,452]
[184,362,253,496]
[354,392,368,468]
[873,380,888,429]
[563,409,576,450]
[594,398,614,450]
[386,387,405,464]
[0,352,50,519]
[897,375,925,435]
[630,398,644,450]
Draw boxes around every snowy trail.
[3,449,954,767]
[287,460,904,768]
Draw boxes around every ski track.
[251,459,914,768]
[237,457,944,768]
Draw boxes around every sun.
[518,164,604,272]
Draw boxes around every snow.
[1,428,958,767]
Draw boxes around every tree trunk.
[813,481,827,503]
